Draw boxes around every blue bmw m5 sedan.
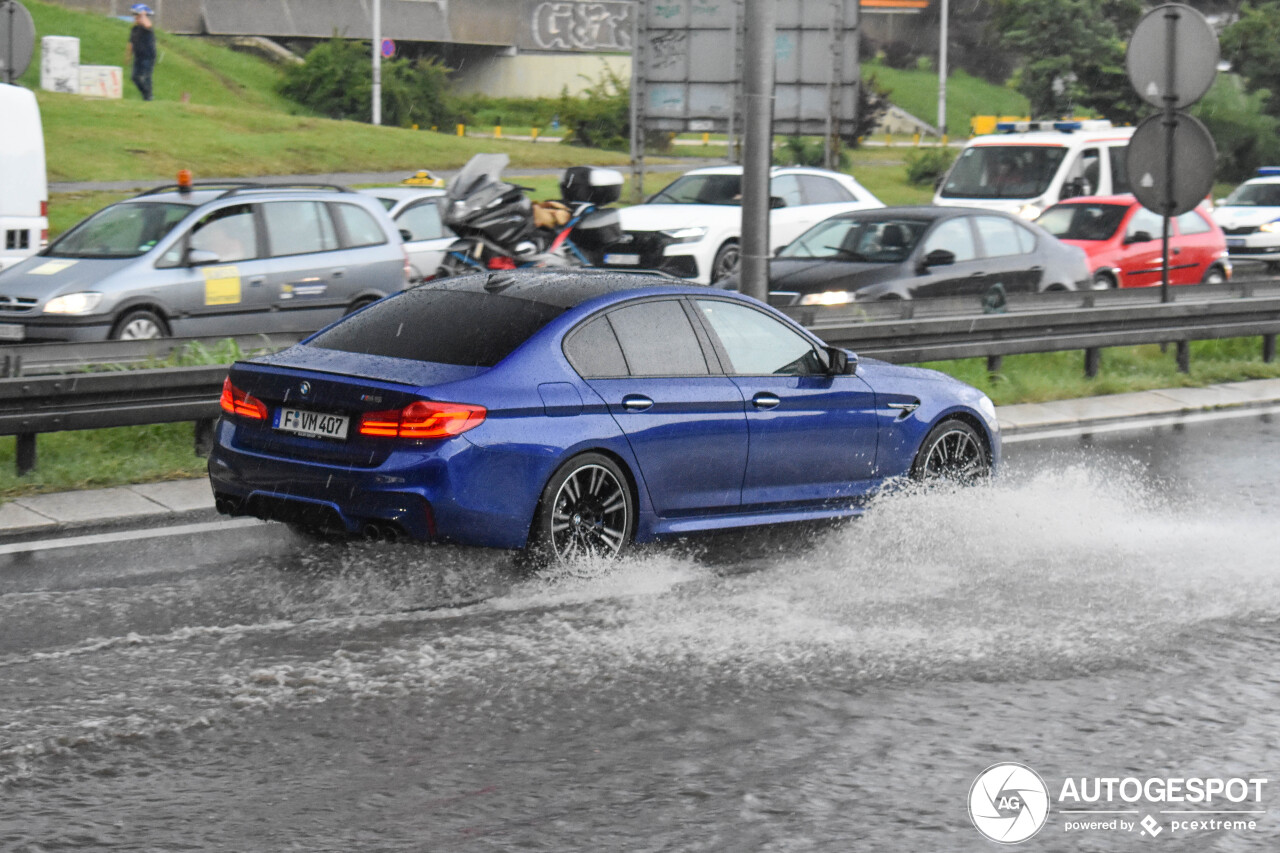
[208,270,1001,561]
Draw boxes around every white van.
[0,84,49,271]
[934,120,1136,220]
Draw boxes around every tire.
[345,296,379,315]
[110,308,169,340]
[1093,271,1118,289]
[435,252,473,278]
[527,453,634,563]
[910,419,990,483]
[1201,265,1227,285]
[710,241,741,283]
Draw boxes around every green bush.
[557,68,630,151]
[280,36,458,129]
[905,147,957,186]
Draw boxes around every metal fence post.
[1176,340,1191,373]
[1084,347,1101,378]
[15,433,36,476]
[1264,334,1276,364]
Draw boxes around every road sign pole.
[740,0,775,303]
[1161,5,1179,304]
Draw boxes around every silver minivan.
[0,183,410,341]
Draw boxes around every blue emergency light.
[1257,167,1280,177]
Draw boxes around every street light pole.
[371,0,382,126]
[937,0,948,139]
[739,0,776,302]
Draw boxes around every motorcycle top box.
[560,166,624,206]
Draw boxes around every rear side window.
[332,202,388,248]
[798,175,854,205]
[309,287,563,367]
[263,201,339,257]
[975,215,1027,257]
[604,300,709,376]
[1177,210,1212,235]
[563,315,628,378]
[188,204,258,263]
[1109,146,1130,194]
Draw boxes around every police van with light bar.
[934,120,1136,220]
[1212,167,1280,269]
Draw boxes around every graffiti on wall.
[530,2,633,51]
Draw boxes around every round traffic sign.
[1126,111,1217,217]
[380,38,396,59]
[1127,3,1218,109]
[0,0,36,82]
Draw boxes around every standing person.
[126,4,156,101]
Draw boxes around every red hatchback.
[1036,194,1231,289]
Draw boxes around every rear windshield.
[308,287,564,367]
[48,201,193,259]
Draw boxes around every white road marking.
[1002,402,1280,443]
[0,518,267,556]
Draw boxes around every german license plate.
[275,407,349,440]
[0,323,24,341]
[1227,238,1245,248]
[604,253,640,265]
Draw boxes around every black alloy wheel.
[911,419,990,483]
[529,453,633,563]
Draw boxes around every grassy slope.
[862,64,1030,138]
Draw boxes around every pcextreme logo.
[968,764,1269,843]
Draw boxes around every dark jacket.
[130,24,156,61]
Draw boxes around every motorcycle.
[436,154,624,276]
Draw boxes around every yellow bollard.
[912,132,920,146]
[531,127,539,142]
[494,125,502,139]
[411,123,418,131]
[702,132,710,146]
[885,133,892,147]
[942,134,949,146]
[456,124,465,137]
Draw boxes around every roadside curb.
[1,378,1277,543]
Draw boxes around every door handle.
[247,275,266,286]
[331,268,347,278]
[752,392,781,410]
[622,394,653,412]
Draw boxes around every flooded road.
[1,415,1278,851]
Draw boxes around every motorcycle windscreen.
[448,153,511,201]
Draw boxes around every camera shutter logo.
[969,763,1051,843]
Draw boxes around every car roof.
[129,183,367,206]
[419,269,718,310]
[830,205,970,221]
[682,164,850,178]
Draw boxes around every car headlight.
[1259,221,1280,233]
[44,292,103,314]
[977,393,998,423]
[660,226,708,244]
[1017,204,1042,220]
[799,290,856,306]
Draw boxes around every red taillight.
[358,400,486,439]
[219,377,268,420]
[40,200,48,217]
[486,256,517,270]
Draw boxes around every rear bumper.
[207,418,539,548]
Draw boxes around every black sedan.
[720,206,1090,303]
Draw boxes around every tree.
[1220,1,1280,118]
[280,36,457,129]
[992,0,1143,122]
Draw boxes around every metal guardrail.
[1,281,1279,476]
[781,279,1280,374]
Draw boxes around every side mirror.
[185,249,220,266]
[1124,230,1154,244]
[824,346,855,375]
[399,228,414,242]
[770,196,787,209]
[918,248,956,272]
[774,246,787,256]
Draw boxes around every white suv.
[1212,169,1280,271]
[604,165,883,284]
